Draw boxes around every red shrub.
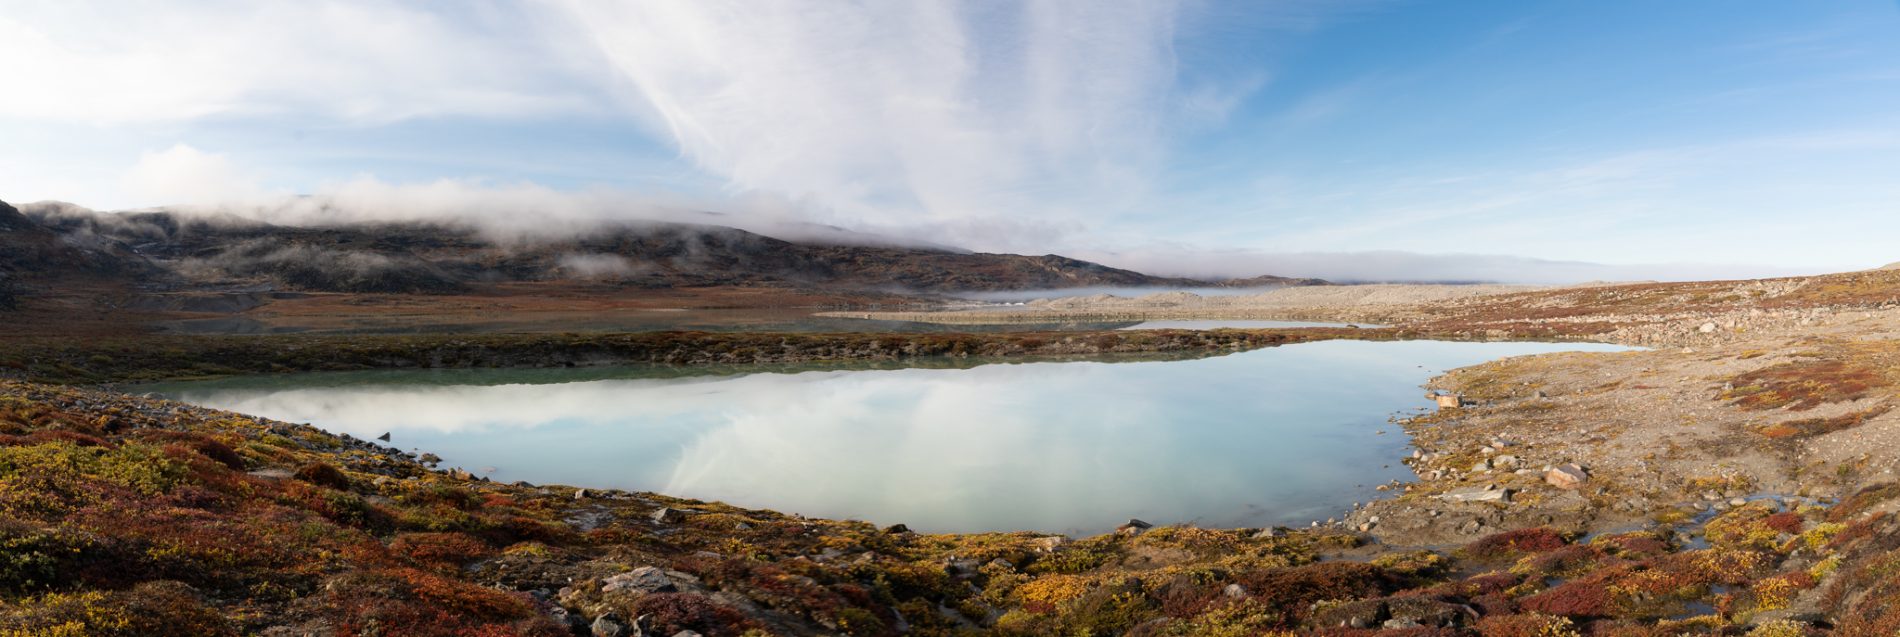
[293,462,352,490]
[1475,613,1578,637]
[1519,581,1613,617]
[1464,572,1523,596]
[1464,527,1570,559]
[117,580,240,637]
[1762,512,1804,534]
[1516,545,1606,577]
[1235,562,1396,627]
[0,429,109,447]
[390,532,494,570]
[631,592,756,636]
[1595,533,1669,558]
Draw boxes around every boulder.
[1545,464,1589,490]
[591,614,627,637]
[650,507,688,524]
[1313,599,1386,628]
[1116,519,1154,535]
[1437,486,1512,504]
[602,566,675,594]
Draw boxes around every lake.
[149,339,1630,536]
[1116,319,1375,330]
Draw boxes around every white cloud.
[1070,246,1823,284]
[0,1,601,124]
[105,146,962,247]
[553,0,1186,228]
[123,144,272,204]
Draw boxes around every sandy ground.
[817,284,1548,325]
[1335,304,1900,559]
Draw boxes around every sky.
[4,0,1900,282]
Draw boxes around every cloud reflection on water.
[163,340,1630,534]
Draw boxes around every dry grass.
[1722,359,1888,411]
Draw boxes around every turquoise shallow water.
[150,340,1630,535]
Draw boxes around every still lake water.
[150,340,1629,535]
[1116,320,1374,330]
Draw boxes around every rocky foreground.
[4,377,1900,636]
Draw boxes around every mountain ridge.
[3,200,1328,295]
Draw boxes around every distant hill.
[1214,274,1333,288]
[6,201,1328,295]
[0,200,151,279]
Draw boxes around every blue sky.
[4,1,1900,282]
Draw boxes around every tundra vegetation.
[3,379,1897,636]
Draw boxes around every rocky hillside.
[0,201,150,280]
[7,202,1320,295]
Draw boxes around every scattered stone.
[1222,583,1247,599]
[883,523,912,534]
[943,558,982,577]
[574,488,589,500]
[1116,519,1153,535]
[376,431,391,442]
[1730,497,1748,507]
[1699,322,1718,333]
[1251,527,1284,539]
[1438,486,1512,504]
[602,566,675,594]
[591,614,627,637]
[1031,536,1070,552]
[650,507,687,524]
[1545,463,1589,490]
[1313,599,1386,628]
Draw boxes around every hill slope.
[10,202,1318,295]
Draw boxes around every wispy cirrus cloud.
[553,0,1188,235]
